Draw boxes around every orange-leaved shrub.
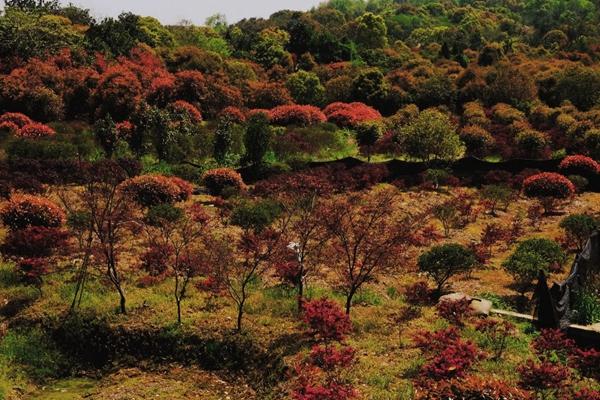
[202,168,246,196]
[0,194,65,230]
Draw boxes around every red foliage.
[474,318,515,359]
[420,340,481,379]
[532,329,575,359]
[219,106,246,123]
[195,276,225,296]
[115,120,134,140]
[269,105,326,126]
[518,359,571,392]
[323,102,382,128]
[292,381,356,400]
[436,298,472,326]
[415,376,532,400]
[523,172,575,200]
[308,345,355,371]
[140,244,172,277]
[2,226,69,257]
[167,100,203,123]
[168,176,194,202]
[0,194,64,230]
[17,123,56,138]
[16,258,48,289]
[302,298,352,342]
[572,347,600,380]
[245,81,293,109]
[147,75,175,106]
[202,168,246,196]
[0,112,33,128]
[119,174,190,207]
[274,261,302,286]
[0,121,19,134]
[413,327,462,355]
[559,155,600,176]
[404,281,431,305]
[409,224,443,247]
[572,388,600,400]
[93,65,143,121]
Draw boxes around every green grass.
[0,328,71,382]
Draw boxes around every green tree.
[397,109,464,162]
[243,113,272,166]
[352,12,388,49]
[559,214,599,251]
[355,121,383,162]
[418,243,477,296]
[252,28,290,69]
[502,238,566,296]
[0,9,83,60]
[286,70,325,106]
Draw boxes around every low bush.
[202,168,246,196]
[302,298,352,342]
[559,155,600,176]
[2,226,69,257]
[120,174,191,207]
[404,281,431,305]
[16,123,56,139]
[0,194,65,230]
[436,298,472,326]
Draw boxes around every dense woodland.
[1,0,600,399]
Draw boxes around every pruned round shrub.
[167,100,202,123]
[269,104,326,126]
[559,155,600,176]
[119,174,189,207]
[0,194,65,230]
[17,123,56,139]
[460,125,494,157]
[418,243,477,295]
[491,103,525,125]
[323,102,382,128]
[514,129,550,159]
[202,168,246,196]
[522,172,575,213]
[0,112,33,129]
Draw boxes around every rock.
[438,292,492,316]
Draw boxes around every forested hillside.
[1,0,600,399]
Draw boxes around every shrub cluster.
[202,168,246,196]
[323,102,382,127]
[119,174,192,207]
[559,155,600,176]
[269,104,326,126]
[0,194,65,230]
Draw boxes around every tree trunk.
[117,286,127,314]
[236,302,244,333]
[345,287,357,315]
[176,299,182,324]
[297,279,304,314]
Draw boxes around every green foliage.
[243,113,273,166]
[502,238,566,295]
[551,66,600,111]
[418,243,477,293]
[352,12,388,49]
[230,199,281,232]
[0,9,83,60]
[559,214,599,250]
[572,288,600,325]
[286,70,325,106]
[145,204,184,227]
[0,328,71,381]
[397,109,464,162]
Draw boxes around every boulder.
[438,292,493,316]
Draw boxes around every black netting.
[534,231,600,328]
